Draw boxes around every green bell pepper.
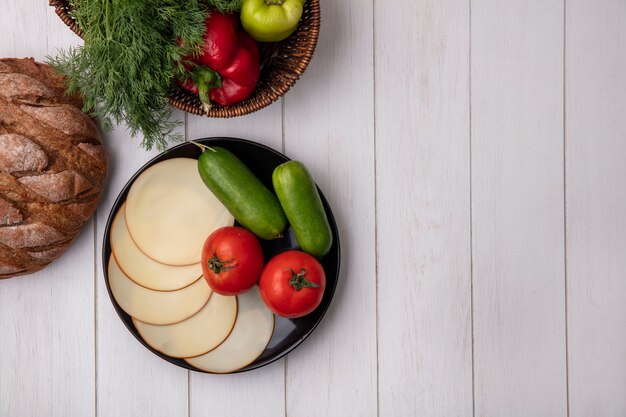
[240,0,304,43]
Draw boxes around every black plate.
[102,137,341,374]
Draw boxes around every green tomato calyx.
[207,255,236,274]
[288,268,320,291]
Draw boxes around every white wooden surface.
[1,1,625,416]
[471,1,568,416]
[376,0,472,416]
[566,1,626,416]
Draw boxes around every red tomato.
[259,250,326,318]
[201,226,264,295]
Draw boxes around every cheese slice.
[125,158,234,266]
[110,205,202,291]
[134,293,237,358]
[108,257,211,325]
[185,286,274,373]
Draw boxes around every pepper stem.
[189,66,222,114]
[287,268,320,291]
[265,0,285,5]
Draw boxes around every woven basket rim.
[48,0,320,118]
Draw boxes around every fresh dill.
[49,0,209,150]
[207,0,242,13]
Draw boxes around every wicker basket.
[49,0,320,118]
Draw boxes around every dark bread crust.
[0,58,107,279]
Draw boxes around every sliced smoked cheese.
[185,286,274,373]
[134,293,237,358]
[107,256,211,325]
[110,205,202,291]
[125,158,234,266]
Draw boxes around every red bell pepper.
[181,11,260,112]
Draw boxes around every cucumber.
[197,146,287,240]
[272,161,333,257]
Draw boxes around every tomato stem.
[288,268,319,291]
[207,256,236,273]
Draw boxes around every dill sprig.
[48,0,208,150]
[207,0,242,13]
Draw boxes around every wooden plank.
[189,360,284,417]
[95,117,189,417]
[471,1,567,415]
[0,230,96,417]
[46,1,83,55]
[0,3,95,416]
[375,0,473,415]
[282,0,377,415]
[185,108,282,144]
[186,105,285,417]
[566,1,626,415]
[0,0,47,59]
